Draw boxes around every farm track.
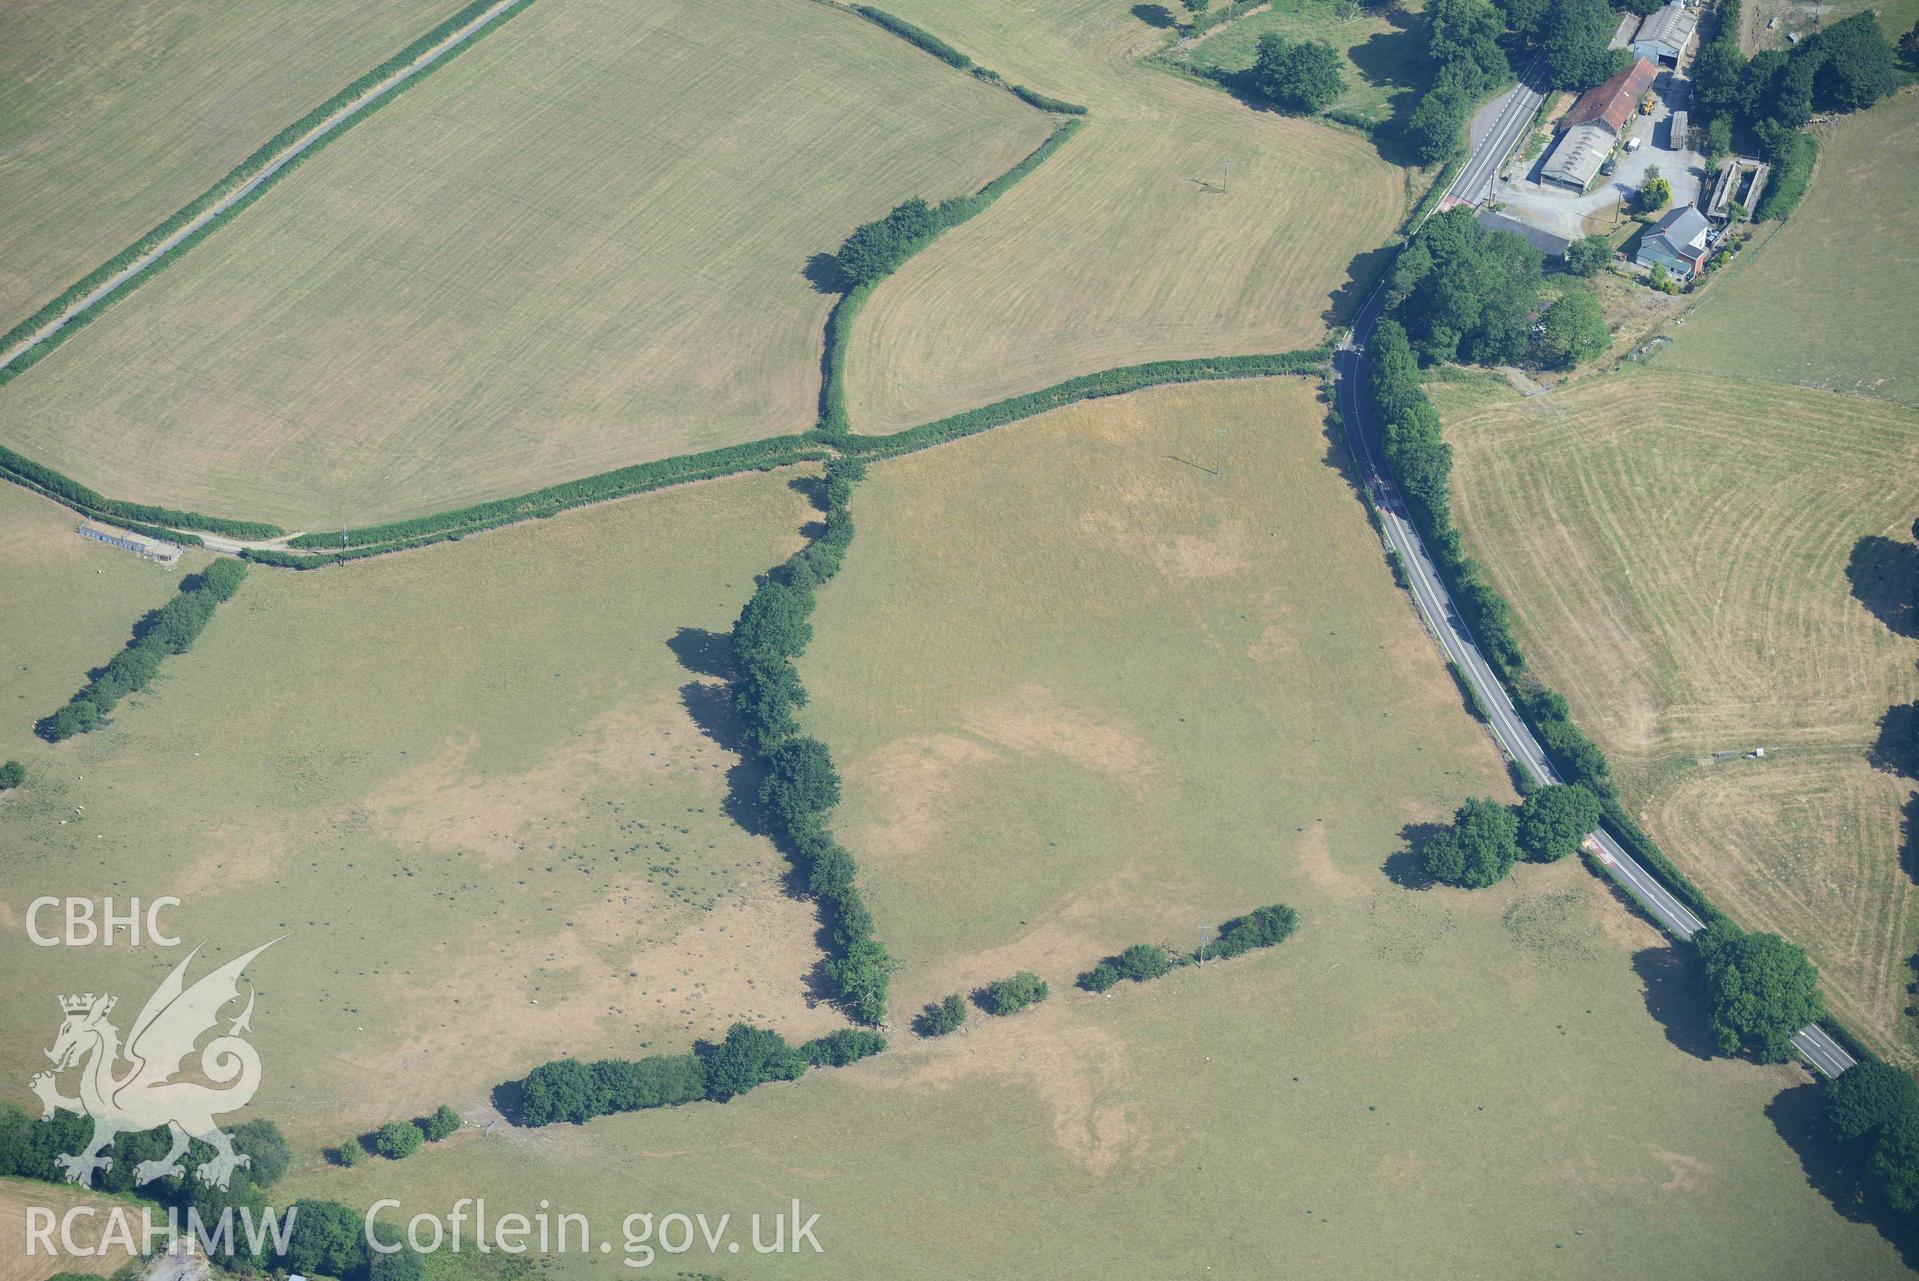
[0,0,527,375]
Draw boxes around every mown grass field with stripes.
[0,0,468,334]
[1444,367,1919,1060]
[0,0,1049,530]
[840,0,1409,434]
[291,379,1913,1280]
[1665,90,1919,408]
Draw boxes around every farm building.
[1707,156,1770,220]
[1542,123,1615,193]
[1610,13,1642,48]
[1477,210,1572,259]
[1636,205,1712,281]
[1562,58,1658,138]
[77,521,183,566]
[1632,2,1699,67]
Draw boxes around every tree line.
[1079,903,1300,991]
[38,558,248,741]
[0,1108,424,1279]
[728,456,898,1025]
[333,1104,460,1166]
[1407,0,1515,165]
[514,1023,887,1127]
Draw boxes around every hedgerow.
[0,0,534,386]
[1755,129,1818,221]
[851,6,973,68]
[240,435,827,568]
[817,120,1083,435]
[37,559,248,741]
[841,348,1331,458]
[1006,84,1090,115]
[0,445,273,539]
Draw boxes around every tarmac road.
[1330,137,1856,1078]
[1449,60,1547,211]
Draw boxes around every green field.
[0,468,853,1146]
[0,0,1049,530]
[840,0,1408,434]
[1443,366,1919,1060]
[283,380,1912,1278]
[1184,0,1429,127]
[1666,90,1919,407]
[0,0,469,334]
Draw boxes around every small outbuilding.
[1636,205,1712,281]
[77,521,183,566]
[1633,2,1699,67]
[1542,123,1615,193]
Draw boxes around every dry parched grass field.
[0,0,1049,530]
[842,0,1407,433]
[0,468,850,1146]
[1444,367,1919,1059]
[0,0,468,334]
[0,1177,136,1279]
[291,380,1912,1280]
[1666,90,1919,408]
[0,483,211,761]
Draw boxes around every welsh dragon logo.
[30,939,278,1190]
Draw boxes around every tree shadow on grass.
[1131,3,1178,28]
[1383,822,1445,889]
[677,680,771,839]
[803,252,848,296]
[1322,242,1399,332]
[488,1079,526,1127]
[1847,534,1919,639]
[1630,945,1718,1062]
[1870,702,1919,778]
[1900,790,1919,888]
[667,627,733,680]
[788,473,828,512]
[1766,1081,1919,1270]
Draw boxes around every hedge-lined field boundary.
[1363,319,1720,926]
[0,0,535,387]
[818,117,1085,435]
[843,5,1090,114]
[0,444,269,541]
[245,435,826,567]
[840,348,1333,459]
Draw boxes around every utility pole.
[1222,157,1230,194]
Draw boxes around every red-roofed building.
[1560,57,1658,138]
